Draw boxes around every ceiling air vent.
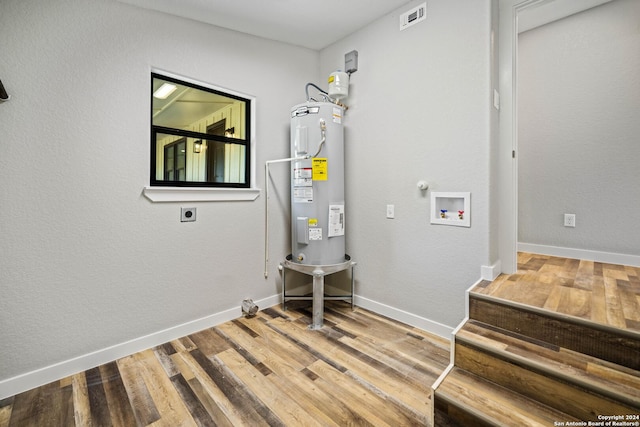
[400,2,426,31]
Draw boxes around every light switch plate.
[386,204,395,219]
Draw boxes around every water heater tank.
[290,101,345,266]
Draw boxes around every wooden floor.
[0,302,451,427]
[436,252,640,426]
[472,252,640,333]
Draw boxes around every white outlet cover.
[564,213,575,227]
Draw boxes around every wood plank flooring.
[472,252,640,333]
[0,302,451,427]
[436,252,640,426]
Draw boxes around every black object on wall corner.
[0,79,10,102]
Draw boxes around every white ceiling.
[117,0,412,50]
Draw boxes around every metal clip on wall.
[0,79,10,102]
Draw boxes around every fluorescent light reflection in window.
[153,83,177,99]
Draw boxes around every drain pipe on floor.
[264,155,310,278]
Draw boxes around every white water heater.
[290,101,345,266]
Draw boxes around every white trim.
[146,67,259,201]
[0,294,457,399]
[0,294,280,400]
[354,295,453,340]
[498,0,522,275]
[518,0,612,33]
[431,360,455,423]
[518,243,640,267]
[432,362,455,392]
[481,260,501,281]
[143,186,260,202]
[499,0,619,275]
[465,278,483,321]
[429,279,479,423]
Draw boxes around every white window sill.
[143,186,261,202]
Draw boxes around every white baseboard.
[0,294,281,400]
[518,243,640,267]
[1,293,456,400]
[481,261,501,281]
[465,278,484,322]
[354,295,453,340]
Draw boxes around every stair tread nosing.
[457,320,640,409]
[435,367,578,427]
[468,294,640,370]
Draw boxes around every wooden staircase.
[433,291,640,426]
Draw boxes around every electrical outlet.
[386,204,395,219]
[564,213,575,228]
[181,207,196,222]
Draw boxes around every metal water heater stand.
[281,254,356,330]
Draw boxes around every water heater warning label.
[294,167,312,186]
[293,166,313,203]
[293,187,313,203]
[332,107,342,124]
[312,158,328,181]
[328,205,345,237]
[309,228,322,240]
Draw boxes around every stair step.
[455,320,640,419]
[434,367,576,427]
[469,293,640,370]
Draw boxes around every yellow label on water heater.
[312,158,328,181]
[308,218,318,227]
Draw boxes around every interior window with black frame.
[150,73,250,187]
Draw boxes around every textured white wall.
[518,0,640,256]
[0,0,495,394]
[320,0,492,328]
[0,0,317,384]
